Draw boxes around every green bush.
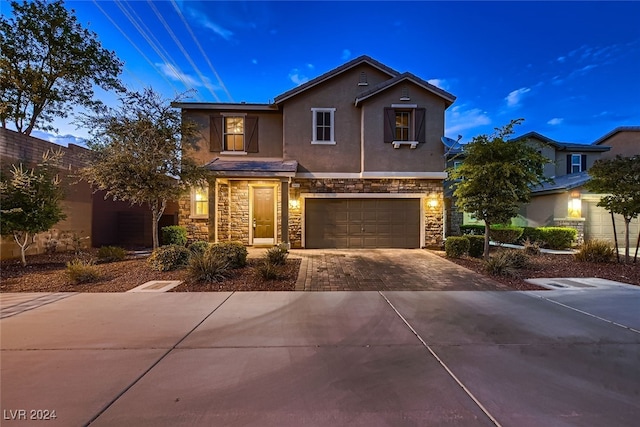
[537,227,577,250]
[209,241,248,269]
[489,225,524,244]
[574,239,615,263]
[97,246,127,263]
[445,237,469,258]
[161,225,188,246]
[188,240,211,257]
[147,244,191,271]
[256,259,279,280]
[484,250,529,277]
[460,224,484,235]
[266,243,289,266]
[465,235,485,258]
[66,259,101,284]
[187,250,229,282]
[519,227,543,245]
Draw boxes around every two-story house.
[176,56,456,248]
[447,127,640,246]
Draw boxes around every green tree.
[0,149,66,266]
[448,119,552,259]
[585,155,640,263]
[78,88,207,250]
[0,0,123,135]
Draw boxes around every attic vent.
[400,87,410,101]
[358,72,368,86]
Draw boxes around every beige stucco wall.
[598,130,640,159]
[361,83,446,172]
[282,64,395,173]
[183,109,284,166]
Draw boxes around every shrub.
[484,250,529,277]
[489,225,524,244]
[161,225,188,246]
[574,239,615,263]
[188,240,211,257]
[256,259,279,280]
[266,243,289,266]
[66,259,101,284]
[465,235,485,258]
[209,241,248,269]
[147,244,191,271]
[519,227,543,245]
[522,238,541,256]
[187,251,229,282]
[460,224,484,235]
[445,237,469,258]
[97,246,127,262]
[537,227,577,250]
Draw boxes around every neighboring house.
[446,127,640,246]
[0,128,178,260]
[176,55,456,248]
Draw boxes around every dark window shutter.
[581,154,587,172]
[415,108,426,143]
[566,154,571,174]
[245,116,259,153]
[383,108,395,143]
[210,116,222,152]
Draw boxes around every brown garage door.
[305,198,420,248]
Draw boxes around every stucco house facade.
[447,127,640,246]
[176,56,456,248]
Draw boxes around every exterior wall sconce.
[427,198,439,209]
[289,199,300,210]
[568,196,582,218]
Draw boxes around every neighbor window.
[311,108,336,144]
[191,186,208,218]
[224,116,244,151]
[571,154,582,173]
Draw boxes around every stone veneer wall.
[178,196,209,242]
[289,178,444,248]
[554,218,585,245]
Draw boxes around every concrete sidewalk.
[1,289,639,426]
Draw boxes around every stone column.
[281,179,290,247]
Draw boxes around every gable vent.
[358,72,368,86]
[400,87,410,101]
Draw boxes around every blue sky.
[23,0,640,145]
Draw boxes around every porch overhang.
[205,158,298,178]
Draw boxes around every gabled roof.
[354,72,456,107]
[531,171,591,195]
[514,132,610,152]
[172,102,276,111]
[273,55,400,104]
[592,126,640,146]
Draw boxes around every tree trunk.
[150,199,168,250]
[13,231,32,267]
[484,222,491,260]
[624,218,630,264]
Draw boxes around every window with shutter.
[210,115,259,154]
[383,106,426,148]
[567,153,586,174]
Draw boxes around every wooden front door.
[252,187,275,244]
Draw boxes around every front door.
[252,186,275,245]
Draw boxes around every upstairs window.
[210,115,259,153]
[224,116,244,152]
[383,106,426,148]
[567,154,587,174]
[311,108,336,144]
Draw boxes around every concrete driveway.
[1,287,639,426]
[293,249,506,291]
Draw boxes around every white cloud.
[288,68,309,85]
[547,118,564,126]
[31,130,86,147]
[190,11,233,40]
[557,56,566,63]
[445,106,491,137]
[341,49,351,60]
[505,87,531,107]
[157,63,201,87]
[427,79,449,90]
[252,59,258,65]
